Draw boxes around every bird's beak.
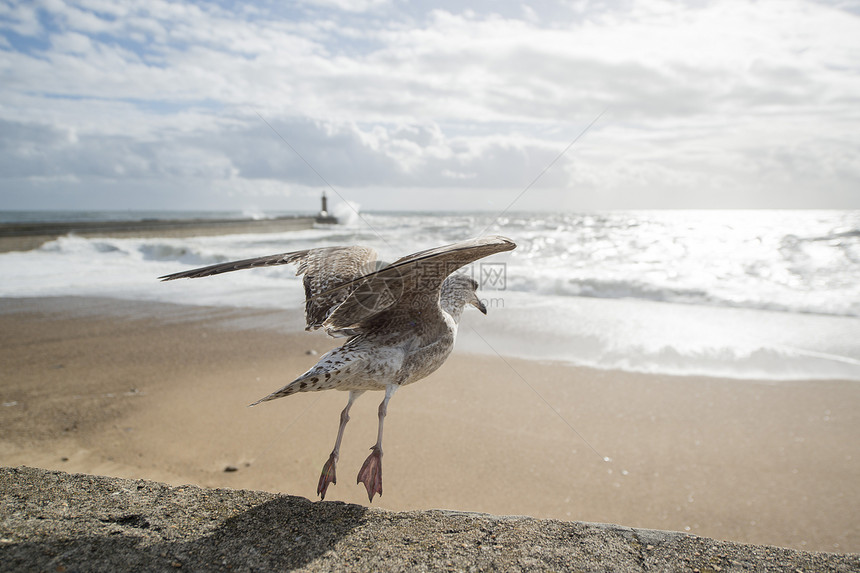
[470,294,487,315]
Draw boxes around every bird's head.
[440,274,485,323]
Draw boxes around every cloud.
[302,0,391,13]
[0,0,858,210]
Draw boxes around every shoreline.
[1,295,858,553]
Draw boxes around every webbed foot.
[317,453,338,500]
[356,446,383,502]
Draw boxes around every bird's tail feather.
[248,382,303,406]
[247,366,336,407]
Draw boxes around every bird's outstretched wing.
[159,246,379,330]
[322,235,515,333]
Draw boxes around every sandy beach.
[1,296,858,553]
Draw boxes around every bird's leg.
[357,384,397,502]
[318,390,363,500]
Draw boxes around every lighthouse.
[315,190,338,224]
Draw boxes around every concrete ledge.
[1,467,856,572]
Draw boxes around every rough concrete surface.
[1,467,857,572]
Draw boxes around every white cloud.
[0,1,43,36]
[50,31,93,54]
[0,0,858,210]
[302,0,391,13]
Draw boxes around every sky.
[1,0,859,213]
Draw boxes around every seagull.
[159,235,516,501]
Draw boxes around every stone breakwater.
[1,467,857,572]
[0,216,316,252]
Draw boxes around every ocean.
[1,209,858,381]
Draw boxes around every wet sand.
[1,296,858,553]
